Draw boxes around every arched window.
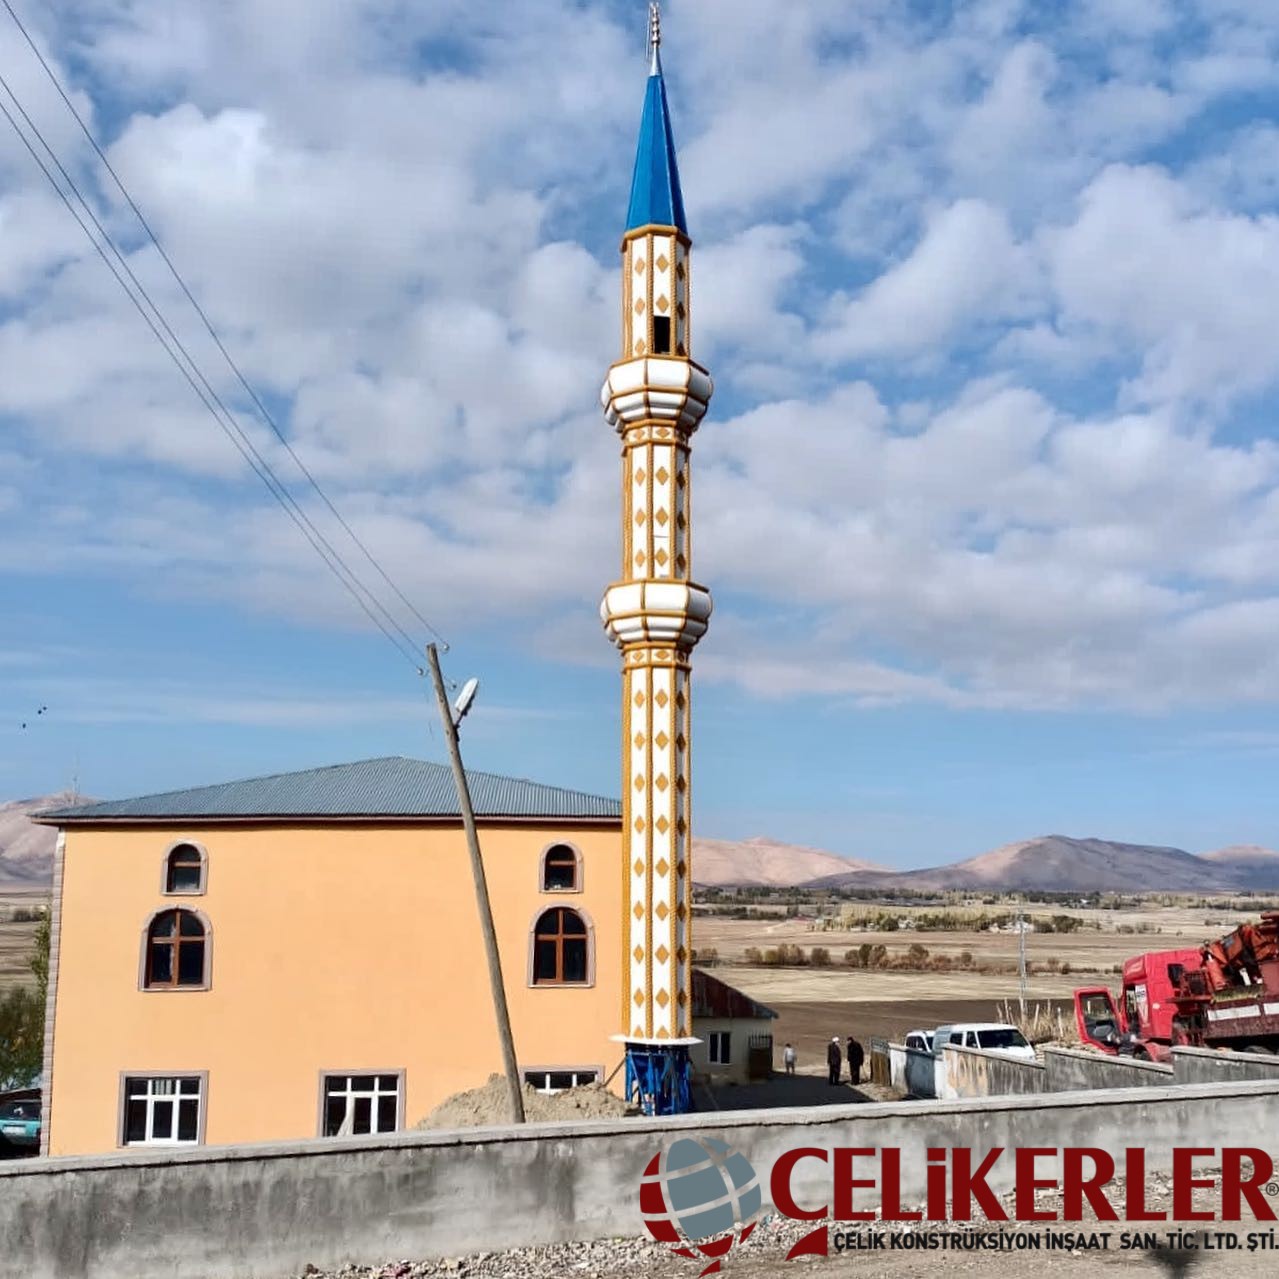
[163,842,206,895]
[541,843,581,893]
[531,908,591,985]
[143,910,209,989]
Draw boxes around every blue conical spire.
[625,5,688,235]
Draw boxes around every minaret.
[601,1,713,1116]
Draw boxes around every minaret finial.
[648,2,662,75]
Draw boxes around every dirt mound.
[418,1074,635,1129]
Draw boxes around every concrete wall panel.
[942,1045,1046,1099]
[1043,1047,1173,1092]
[1173,1046,1279,1084]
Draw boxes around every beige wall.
[48,820,622,1156]
[688,1016,771,1085]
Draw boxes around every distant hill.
[0,793,78,886]
[691,836,885,888]
[1199,845,1279,890]
[810,835,1279,895]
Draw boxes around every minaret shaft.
[603,8,711,1100]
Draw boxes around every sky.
[3,0,1279,867]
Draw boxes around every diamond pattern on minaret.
[600,4,713,1082]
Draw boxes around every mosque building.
[34,2,765,1158]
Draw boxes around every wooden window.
[145,910,208,989]
[541,844,580,892]
[322,1074,401,1137]
[708,1031,731,1065]
[122,1076,203,1146]
[164,843,205,894]
[532,908,590,985]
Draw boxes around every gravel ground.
[291,1166,1279,1279]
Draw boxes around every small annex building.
[36,756,628,1156]
[688,968,777,1085]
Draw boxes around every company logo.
[640,1137,763,1275]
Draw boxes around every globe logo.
[640,1136,762,1275]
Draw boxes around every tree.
[0,906,50,1090]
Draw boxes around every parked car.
[931,1022,1035,1061]
[904,1029,934,1053]
[0,1100,41,1153]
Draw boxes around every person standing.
[783,1042,797,1075]
[826,1036,842,1085]
[847,1036,864,1085]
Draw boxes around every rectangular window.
[708,1032,731,1065]
[522,1069,598,1095]
[122,1076,203,1146]
[322,1073,401,1137]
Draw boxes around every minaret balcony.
[600,581,713,650]
[601,358,713,436]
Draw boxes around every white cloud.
[817,200,1039,360]
[1046,164,1279,405]
[5,0,1279,719]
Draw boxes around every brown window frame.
[162,840,208,896]
[529,906,594,987]
[539,842,582,894]
[140,908,212,992]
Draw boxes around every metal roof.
[39,756,621,824]
[626,49,688,234]
[691,969,777,1021]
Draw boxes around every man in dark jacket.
[826,1037,842,1085]
[847,1036,864,1085]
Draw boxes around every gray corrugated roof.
[40,756,621,823]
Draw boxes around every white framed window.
[322,1073,402,1137]
[708,1032,732,1065]
[122,1075,204,1146]
[522,1068,599,1095]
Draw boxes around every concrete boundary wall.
[903,1046,939,1098]
[4,1081,1279,1279]
[942,1045,1046,1099]
[1043,1046,1173,1092]
[1174,1046,1279,1084]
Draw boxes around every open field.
[695,908,1248,976]
[694,907,1243,1054]
[0,888,47,993]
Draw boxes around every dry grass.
[996,998,1079,1046]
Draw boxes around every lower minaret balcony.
[600,581,712,649]
[601,358,713,435]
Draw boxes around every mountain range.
[698,833,1279,892]
[4,793,1278,893]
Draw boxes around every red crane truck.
[1074,912,1279,1062]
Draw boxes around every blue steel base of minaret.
[624,1043,692,1116]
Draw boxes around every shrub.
[810,946,831,967]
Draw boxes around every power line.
[1,0,448,651]
[0,81,430,674]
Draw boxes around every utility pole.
[1017,908,1028,1021]
[425,644,525,1125]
